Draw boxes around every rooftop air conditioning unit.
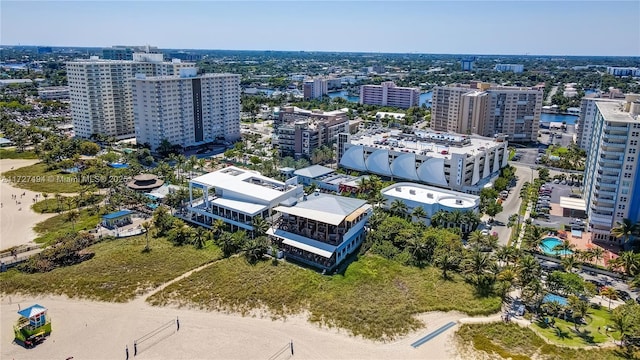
[427,193,434,198]
[409,189,416,195]
[395,187,402,192]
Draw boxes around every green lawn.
[32,209,100,245]
[0,236,221,302]
[147,255,502,340]
[0,149,38,160]
[532,306,621,346]
[548,146,569,157]
[457,323,635,360]
[2,162,82,193]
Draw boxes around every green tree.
[142,221,152,251]
[244,236,269,264]
[599,286,618,310]
[611,219,639,248]
[435,252,459,280]
[389,199,408,219]
[252,216,270,238]
[66,210,80,231]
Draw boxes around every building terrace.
[268,191,372,272]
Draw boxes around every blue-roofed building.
[101,210,133,229]
[268,192,372,272]
[0,137,13,147]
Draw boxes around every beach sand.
[1,295,462,360]
[0,159,57,250]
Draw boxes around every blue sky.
[1,1,639,56]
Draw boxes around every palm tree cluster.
[430,209,481,234]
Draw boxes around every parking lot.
[531,182,584,229]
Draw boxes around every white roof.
[559,196,587,211]
[191,167,295,203]
[382,183,479,209]
[273,194,369,226]
[210,197,267,215]
[268,229,335,258]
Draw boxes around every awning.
[344,205,370,223]
[18,304,46,318]
[268,229,335,258]
[283,239,333,258]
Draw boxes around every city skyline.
[1,1,639,56]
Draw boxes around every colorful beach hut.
[14,304,52,347]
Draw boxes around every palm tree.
[389,199,408,219]
[142,221,152,251]
[552,239,576,258]
[412,206,426,225]
[435,253,459,280]
[610,312,633,346]
[462,211,481,233]
[495,246,514,266]
[193,227,211,249]
[54,193,62,212]
[616,251,640,277]
[218,232,238,257]
[462,250,491,276]
[211,219,225,238]
[600,286,618,310]
[561,255,578,273]
[592,247,605,266]
[244,237,269,264]
[251,216,270,238]
[521,279,546,312]
[449,210,464,231]
[430,210,448,228]
[42,192,49,211]
[567,295,589,330]
[66,210,80,231]
[517,254,541,288]
[406,237,434,265]
[468,230,486,250]
[611,218,639,248]
[367,192,385,208]
[524,225,547,251]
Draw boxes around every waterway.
[328,90,433,108]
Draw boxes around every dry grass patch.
[147,255,501,340]
[0,235,221,302]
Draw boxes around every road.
[483,163,534,246]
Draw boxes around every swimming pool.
[539,237,573,256]
[109,163,129,169]
[543,293,568,306]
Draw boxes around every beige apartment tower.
[431,82,542,142]
[66,54,196,139]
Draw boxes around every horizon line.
[1,44,639,58]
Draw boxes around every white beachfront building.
[381,182,480,226]
[180,166,303,232]
[268,191,372,272]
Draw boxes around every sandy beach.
[0,159,57,250]
[1,295,462,360]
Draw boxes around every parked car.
[561,180,567,185]
[617,290,632,302]
[553,179,560,184]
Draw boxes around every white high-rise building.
[132,69,241,151]
[576,97,627,152]
[66,55,196,139]
[494,64,524,73]
[582,95,640,243]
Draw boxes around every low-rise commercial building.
[38,86,70,100]
[339,129,508,193]
[294,165,363,193]
[494,64,524,73]
[381,182,480,225]
[268,191,372,272]
[181,167,303,232]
